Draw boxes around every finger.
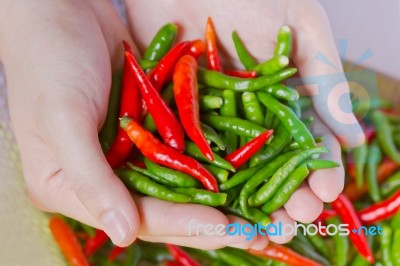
[284,184,323,223]
[308,116,345,202]
[268,209,295,244]
[289,1,364,148]
[249,234,269,251]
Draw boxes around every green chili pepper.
[231,31,257,70]
[253,55,289,76]
[128,163,176,186]
[242,92,264,126]
[391,229,400,265]
[298,97,312,112]
[123,244,141,266]
[200,87,224,97]
[381,223,394,266]
[284,136,324,152]
[202,115,267,139]
[139,242,172,263]
[201,123,225,151]
[216,247,268,266]
[274,25,293,57]
[350,254,370,266]
[381,170,400,197]
[395,134,400,148]
[214,249,253,266]
[222,206,271,226]
[184,141,236,172]
[257,91,315,150]
[99,70,122,153]
[169,187,227,207]
[143,158,199,187]
[220,90,239,153]
[116,169,190,203]
[264,108,275,129]
[143,23,177,61]
[220,165,263,191]
[261,163,310,213]
[139,59,159,70]
[199,95,224,110]
[288,100,301,118]
[224,186,242,206]
[353,143,368,188]
[197,67,297,92]
[372,111,400,163]
[391,210,400,230]
[202,164,229,183]
[249,146,328,206]
[80,223,95,237]
[263,83,299,102]
[353,98,393,115]
[288,235,330,266]
[302,116,314,128]
[306,233,331,259]
[326,217,349,266]
[306,159,340,170]
[366,141,382,202]
[241,150,300,214]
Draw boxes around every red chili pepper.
[49,217,90,266]
[106,42,142,168]
[83,229,109,257]
[248,244,322,266]
[331,194,375,263]
[347,162,356,179]
[205,17,223,71]
[225,129,273,169]
[166,244,201,266]
[107,246,126,262]
[224,69,257,78]
[124,45,185,151]
[317,209,337,221]
[173,55,214,161]
[120,116,219,192]
[344,158,399,201]
[358,190,400,224]
[166,261,181,266]
[148,41,192,92]
[188,39,206,58]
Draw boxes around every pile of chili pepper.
[49,18,399,266]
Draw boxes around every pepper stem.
[119,116,133,131]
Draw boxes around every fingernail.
[100,210,130,245]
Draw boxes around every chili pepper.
[231,31,257,70]
[372,110,400,163]
[381,170,400,197]
[248,244,322,266]
[223,186,242,206]
[128,162,183,187]
[166,244,201,266]
[250,146,327,206]
[288,100,301,119]
[344,158,399,201]
[331,194,374,263]
[326,216,349,266]
[262,163,310,213]
[305,233,331,259]
[264,108,275,129]
[274,25,293,57]
[284,136,324,152]
[143,23,177,62]
[197,67,297,92]
[49,217,90,266]
[350,255,370,266]
[253,55,289,76]
[124,47,185,151]
[108,246,126,262]
[306,159,340,170]
[199,95,223,110]
[123,244,141,266]
[297,96,312,112]
[225,129,273,169]
[83,229,108,257]
[241,150,300,214]
[106,43,142,168]
[214,249,252,266]
[202,164,229,183]
[188,39,206,58]
[121,117,219,192]
[358,190,400,224]
[242,92,264,126]
[99,70,123,153]
[380,224,394,266]
[353,98,393,116]
[353,143,368,188]
[173,55,213,160]
[200,87,224,97]
[257,91,315,150]
[366,141,382,202]
[224,69,257,78]
[220,90,239,153]
[262,83,299,102]
[170,187,227,206]
[201,115,267,139]
[166,261,180,266]
[288,235,330,266]
[391,229,400,265]
[148,41,192,92]
[222,206,270,226]
[201,123,225,151]
[139,59,159,70]
[220,165,263,191]
[139,243,172,263]
[184,141,235,172]
[249,123,292,167]
[116,169,191,202]
[205,17,223,71]
[317,209,337,221]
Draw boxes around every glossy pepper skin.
[120,117,219,192]
[83,229,108,257]
[205,17,223,71]
[143,23,177,62]
[358,190,400,225]
[166,244,201,266]
[231,31,257,70]
[106,42,142,168]
[173,55,214,160]
[331,194,375,263]
[124,44,185,151]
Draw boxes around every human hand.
[126,0,364,244]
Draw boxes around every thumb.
[37,96,139,246]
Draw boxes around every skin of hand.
[0,0,364,250]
